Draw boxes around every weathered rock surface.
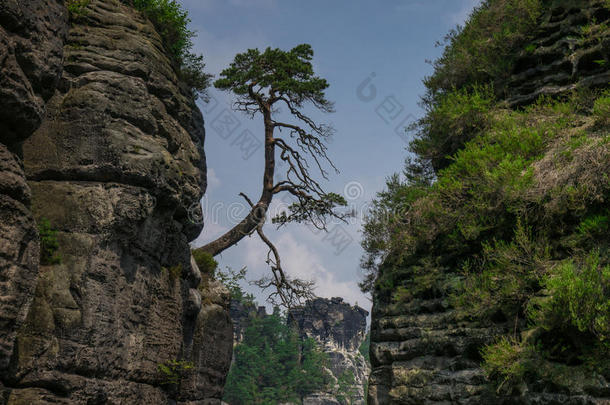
[0,0,232,403]
[368,298,507,405]
[368,1,610,404]
[0,0,68,376]
[506,0,610,106]
[289,297,370,405]
[229,298,267,344]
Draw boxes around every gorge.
[0,0,609,404]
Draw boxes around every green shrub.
[191,250,218,277]
[535,252,610,341]
[577,213,609,239]
[130,0,211,98]
[481,336,534,394]
[157,359,194,386]
[425,0,542,98]
[454,221,550,321]
[592,91,610,126]
[410,85,495,171]
[38,218,61,265]
[66,0,90,19]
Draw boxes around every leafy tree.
[336,370,358,404]
[358,332,370,364]
[195,44,347,307]
[223,308,329,404]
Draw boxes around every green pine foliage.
[223,308,330,404]
[214,44,333,112]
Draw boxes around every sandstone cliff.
[368,1,610,404]
[289,297,370,405]
[0,1,232,403]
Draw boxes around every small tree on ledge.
[195,44,348,307]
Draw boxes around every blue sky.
[186,0,481,312]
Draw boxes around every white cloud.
[239,230,369,309]
[206,167,221,191]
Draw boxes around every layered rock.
[368,2,610,404]
[0,0,232,403]
[506,0,610,106]
[289,297,370,405]
[368,298,507,405]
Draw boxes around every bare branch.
[252,223,316,308]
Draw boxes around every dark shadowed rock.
[0,0,232,403]
[0,0,68,375]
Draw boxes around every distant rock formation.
[230,298,267,344]
[289,297,370,405]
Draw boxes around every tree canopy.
[223,308,330,404]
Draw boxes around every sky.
[186,0,482,314]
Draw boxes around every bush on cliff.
[130,0,211,98]
[362,88,610,392]
[424,0,542,99]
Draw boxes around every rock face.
[0,0,68,377]
[368,2,610,405]
[0,0,233,403]
[229,298,267,344]
[506,1,610,106]
[289,297,370,405]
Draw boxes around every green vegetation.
[424,0,542,99]
[362,90,610,393]
[157,359,194,387]
[534,252,610,341]
[192,250,217,277]
[409,84,495,171]
[358,332,370,364]
[214,266,255,303]
[223,308,330,404]
[481,336,534,393]
[336,370,358,404]
[361,0,610,392]
[593,90,610,126]
[130,0,211,98]
[38,218,61,265]
[66,0,90,19]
